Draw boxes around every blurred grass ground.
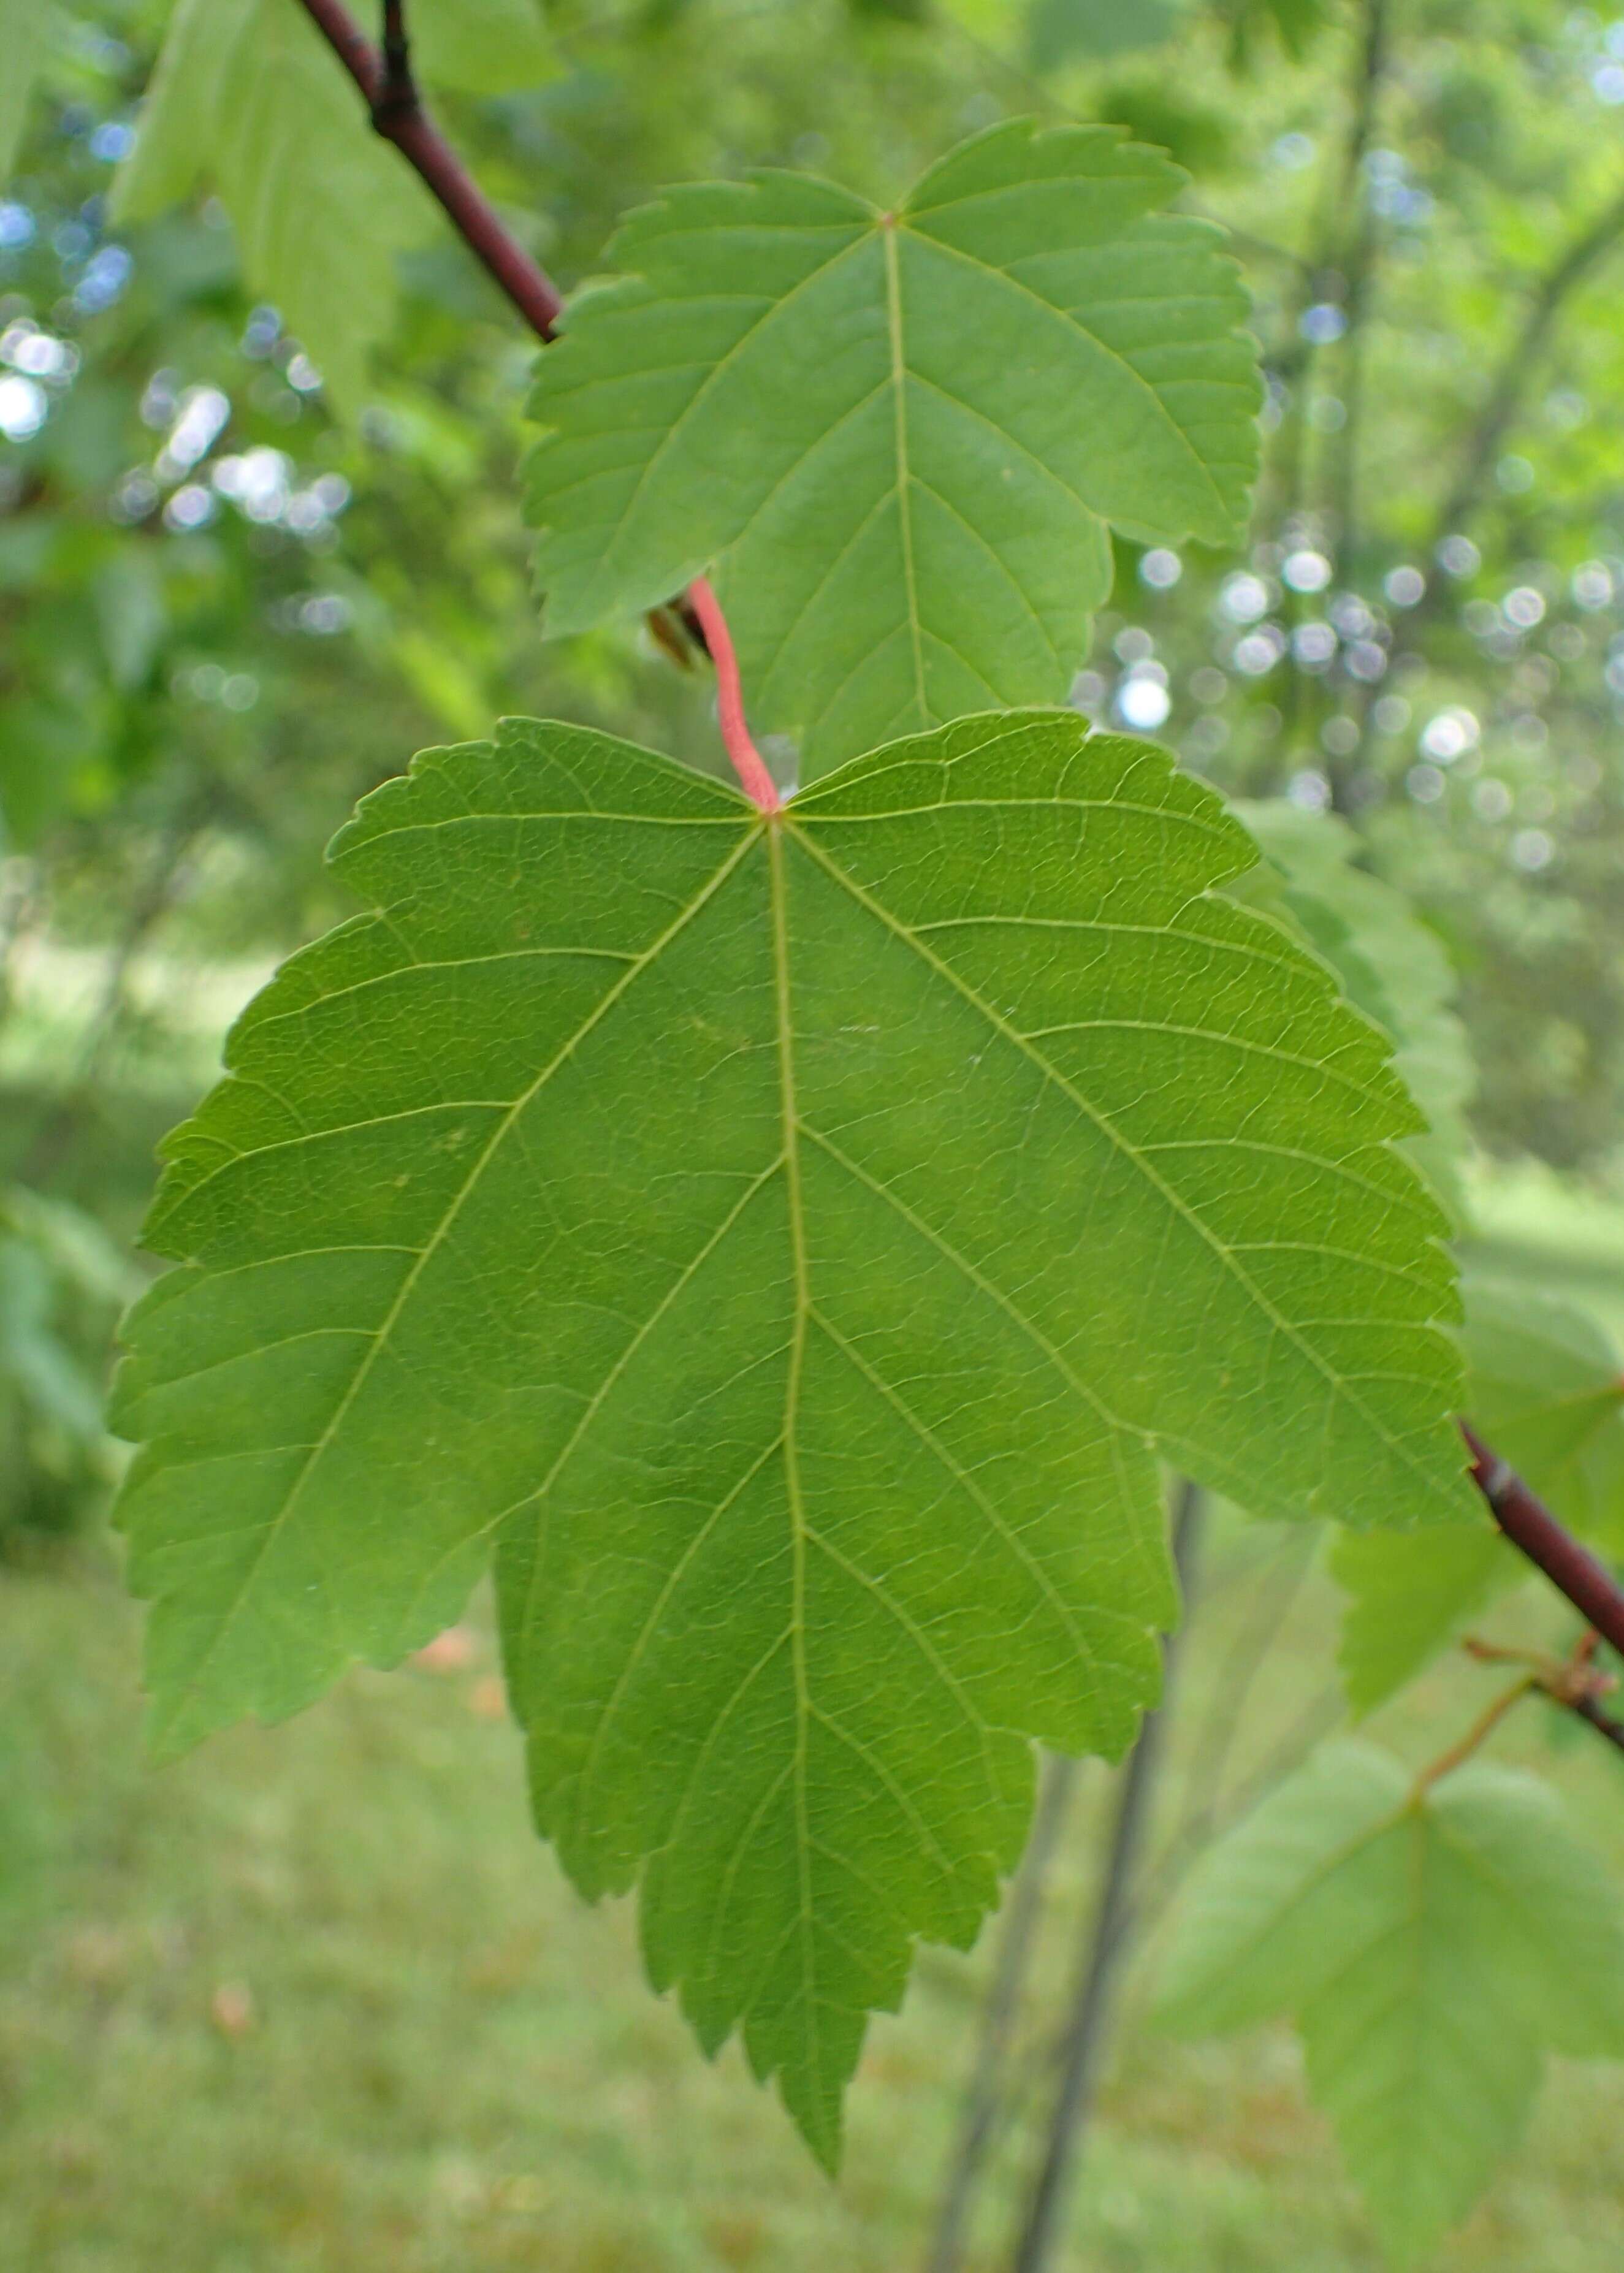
[6,1485,1624,2272]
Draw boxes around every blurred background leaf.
[1029,0,1184,71]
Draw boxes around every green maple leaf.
[1029,0,1184,72]
[1336,1278,1624,1712]
[113,709,1470,2160]
[524,122,1261,776]
[1158,1742,1624,2264]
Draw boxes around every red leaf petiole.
[683,576,782,813]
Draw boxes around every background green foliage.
[1158,1743,1624,2266]
[7,0,1624,2264]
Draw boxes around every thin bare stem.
[1007,1482,1205,2273]
[925,1754,1080,2273]
[1176,1523,1318,1820]
[1461,1635,1556,1673]
[1412,1676,1535,1796]
[1268,0,1387,786]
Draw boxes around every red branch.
[1462,1420,1624,1659]
[293,0,780,804]
[295,0,563,338]
[291,1,1624,1644]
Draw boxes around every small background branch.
[924,1754,1079,2273]
[1007,1482,1205,2273]
[1423,179,1624,565]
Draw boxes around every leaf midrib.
[881,220,927,732]
[767,815,825,2126]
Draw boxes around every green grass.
[6,1510,1624,2273]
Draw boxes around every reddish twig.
[294,0,563,338]
[292,0,773,795]
[1462,1421,1624,1660]
[684,577,781,812]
